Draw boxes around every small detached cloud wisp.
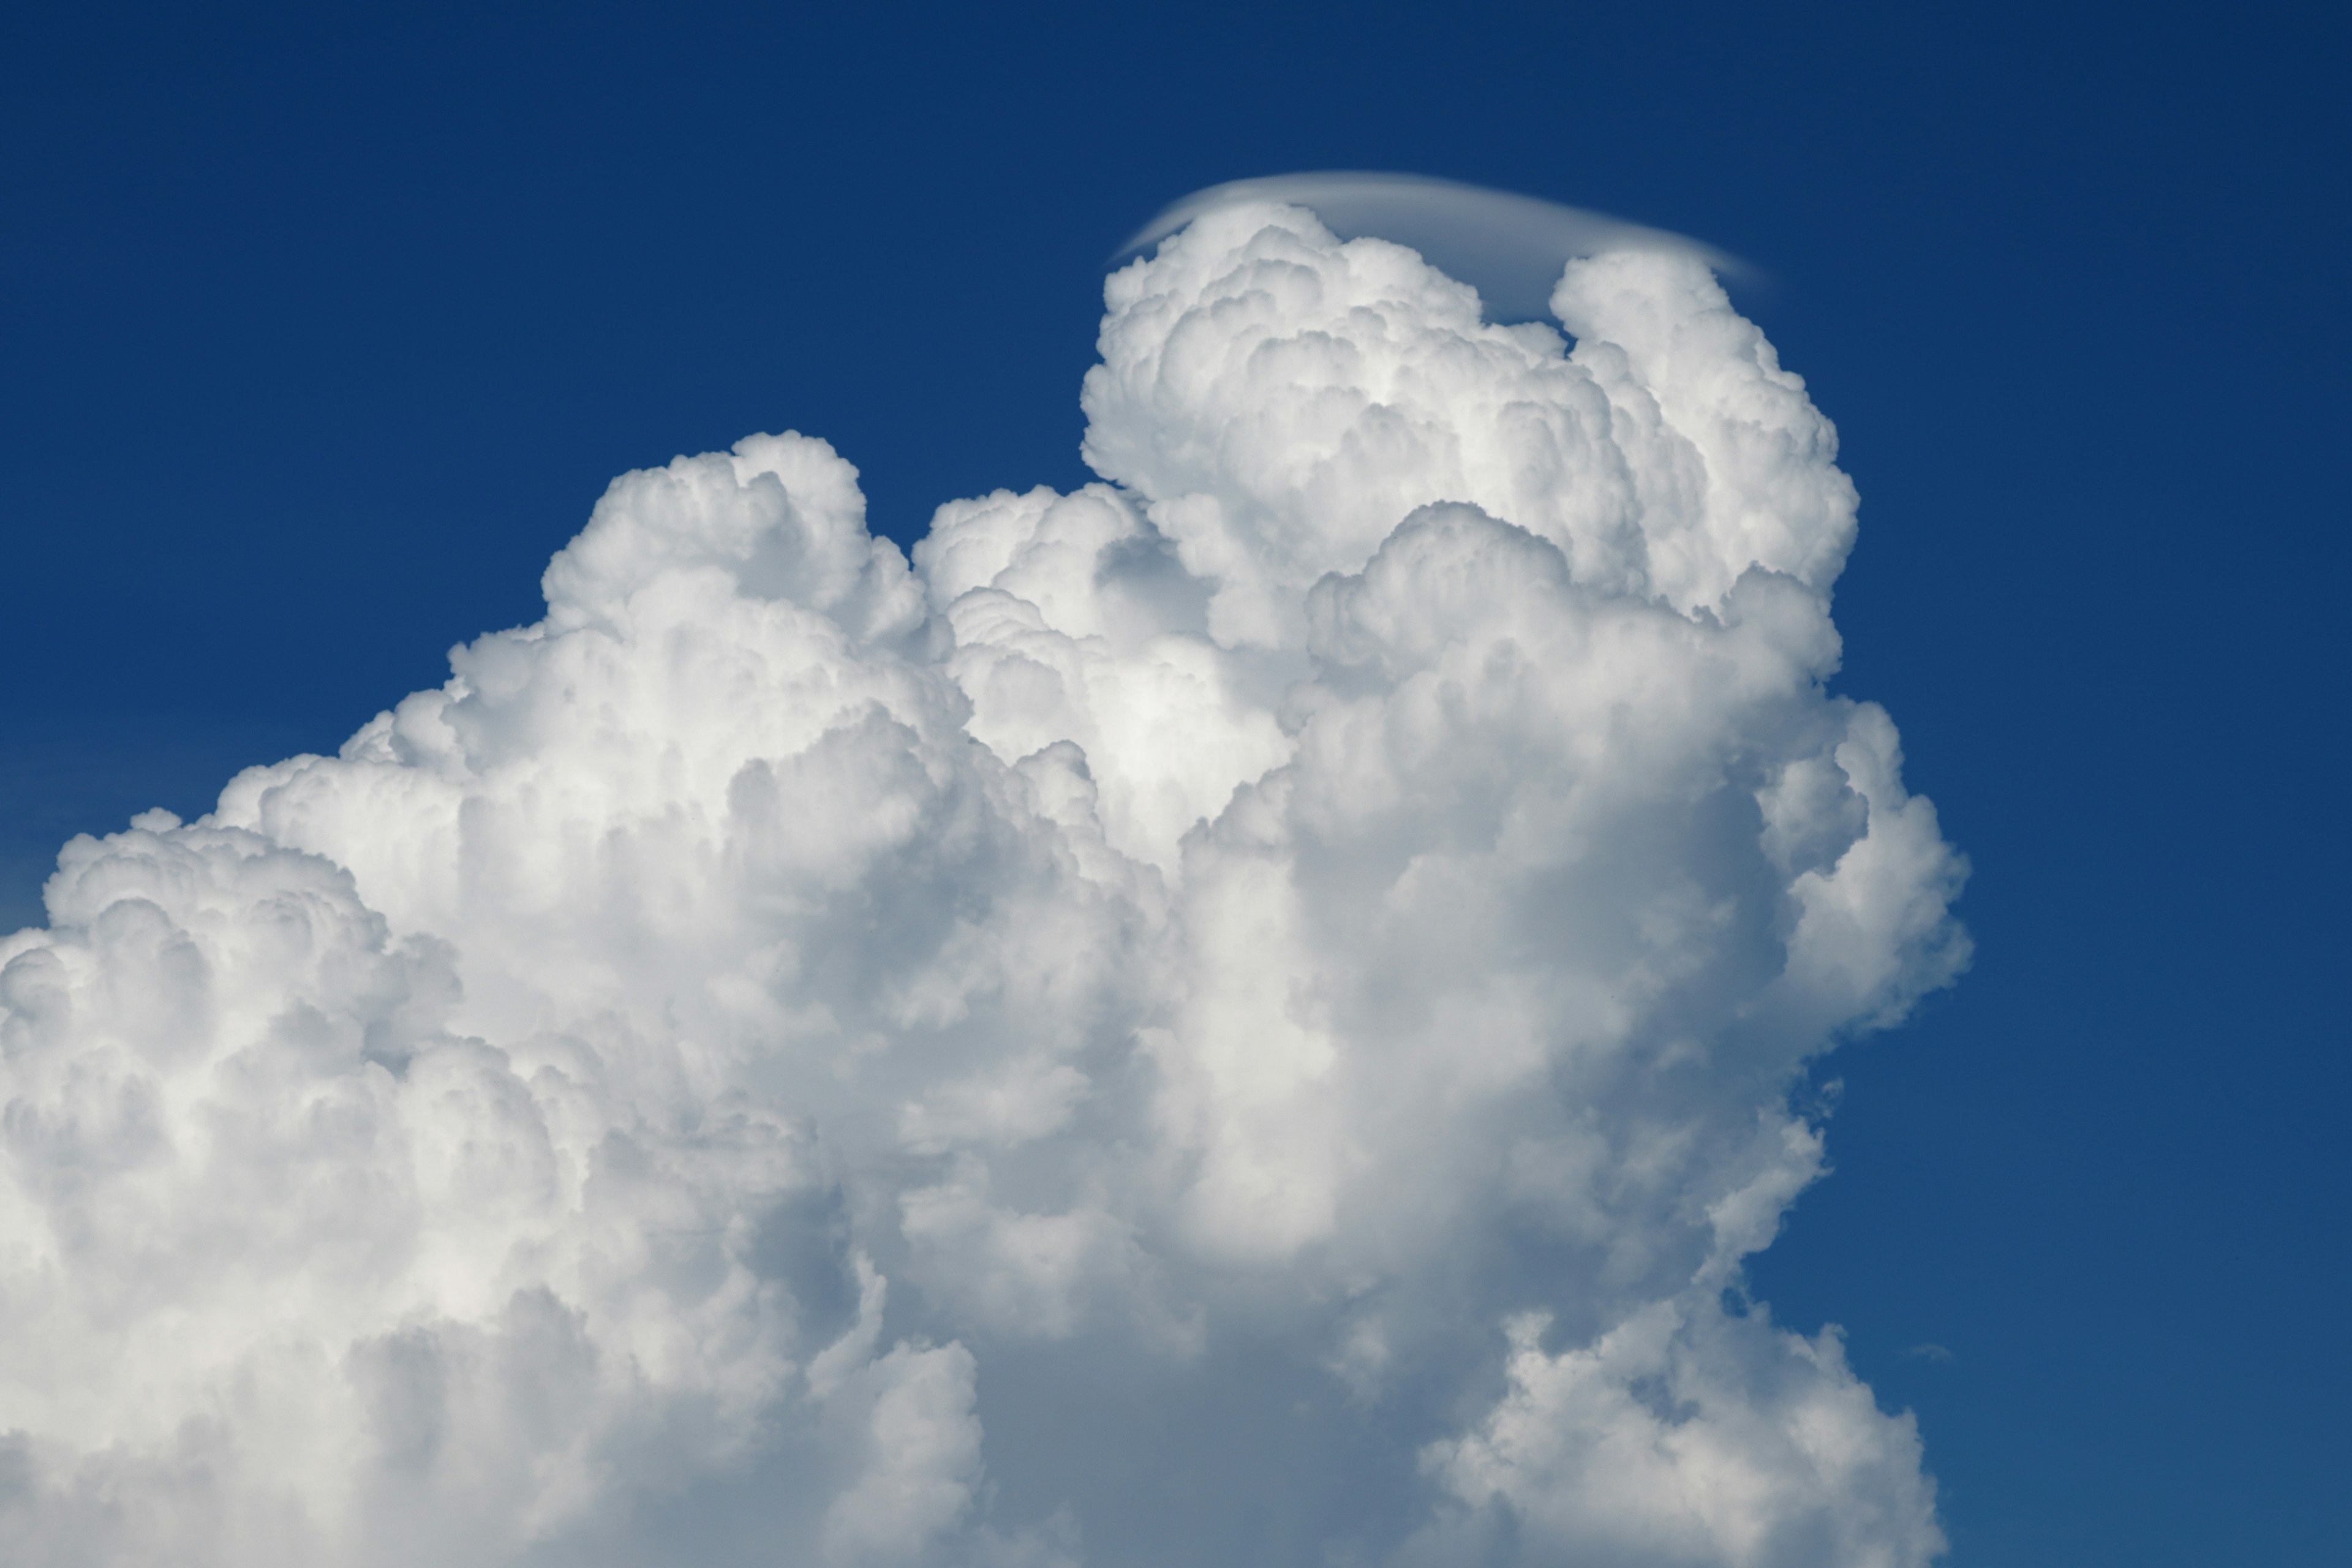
[0,186,1965,1567]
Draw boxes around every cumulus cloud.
[0,199,1966,1567]
[1120,172,1753,321]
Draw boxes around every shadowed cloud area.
[0,202,1965,1566]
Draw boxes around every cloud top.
[1120,172,1753,319]
[0,201,1963,1567]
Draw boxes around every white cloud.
[1417,1297,1942,1568]
[0,200,1965,1566]
[1117,172,1752,322]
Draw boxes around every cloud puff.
[1118,172,1752,322]
[0,201,1966,1566]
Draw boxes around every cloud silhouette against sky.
[0,200,1966,1567]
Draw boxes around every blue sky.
[3,2,2346,1562]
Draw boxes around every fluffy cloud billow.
[0,203,1967,1567]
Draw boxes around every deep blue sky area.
[4,2,2346,1562]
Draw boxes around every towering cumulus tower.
[0,201,1966,1568]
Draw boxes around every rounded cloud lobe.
[0,204,1966,1567]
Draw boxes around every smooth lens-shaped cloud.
[0,200,1961,1568]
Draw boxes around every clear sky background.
[3,2,2345,1561]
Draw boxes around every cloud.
[0,200,1966,1566]
[1119,172,1755,321]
